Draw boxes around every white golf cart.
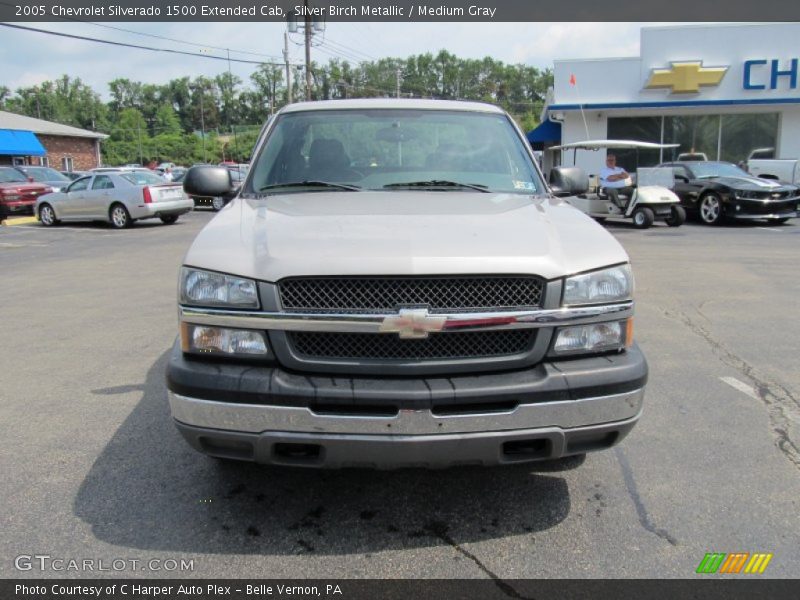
[548,140,686,229]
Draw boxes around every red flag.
[569,74,576,86]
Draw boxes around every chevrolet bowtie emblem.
[645,61,728,94]
[379,308,446,339]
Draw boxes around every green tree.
[154,104,182,136]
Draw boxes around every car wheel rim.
[212,197,224,210]
[41,207,53,224]
[112,208,126,227]
[701,197,719,222]
[634,212,644,225]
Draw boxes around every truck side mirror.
[183,166,233,197]
[549,166,589,197]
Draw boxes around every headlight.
[180,267,259,308]
[563,264,633,306]
[551,319,633,356]
[181,323,269,357]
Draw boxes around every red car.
[0,166,53,220]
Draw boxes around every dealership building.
[532,23,800,176]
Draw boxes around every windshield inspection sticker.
[513,180,536,191]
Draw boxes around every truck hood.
[183,192,629,282]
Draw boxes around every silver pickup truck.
[167,99,647,469]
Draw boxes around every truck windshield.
[247,109,543,195]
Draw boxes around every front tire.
[632,207,655,229]
[160,215,179,225]
[39,203,59,227]
[211,196,225,212]
[109,204,132,229]
[665,205,686,227]
[699,193,723,225]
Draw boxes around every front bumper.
[167,340,647,468]
[729,210,796,221]
[1,200,35,215]
[725,198,798,220]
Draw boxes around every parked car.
[658,160,800,224]
[171,167,188,183]
[61,170,89,181]
[744,149,800,185]
[91,167,160,175]
[0,166,53,219]
[168,99,648,468]
[676,152,709,161]
[35,169,193,229]
[14,166,72,192]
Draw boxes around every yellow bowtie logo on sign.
[645,61,728,93]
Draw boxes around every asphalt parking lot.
[1,209,798,582]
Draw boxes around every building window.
[11,156,25,166]
[663,115,720,161]
[608,113,779,165]
[40,156,49,167]
[607,116,661,172]
[61,156,74,172]
[720,114,779,163]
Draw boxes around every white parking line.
[0,242,49,248]
[719,376,760,400]
[756,227,783,232]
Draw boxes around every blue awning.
[527,120,562,149]
[0,129,46,156]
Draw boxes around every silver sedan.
[35,169,194,229]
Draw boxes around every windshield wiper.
[258,181,362,192]
[383,180,490,192]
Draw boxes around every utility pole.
[283,32,293,104]
[199,91,207,163]
[304,0,312,100]
[137,121,142,165]
[396,68,402,98]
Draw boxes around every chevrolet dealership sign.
[645,61,728,94]
[644,59,799,94]
[743,59,799,90]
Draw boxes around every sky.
[0,21,672,98]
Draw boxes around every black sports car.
[657,161,799,225]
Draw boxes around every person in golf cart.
[599,153,633,209]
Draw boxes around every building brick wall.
[36,135,100,171]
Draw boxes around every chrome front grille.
[278,276,544,313]
[289,330,536,361]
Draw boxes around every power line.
[314,43,367,65]
[0,23,285,66]
[322,37,377,62]
[86,22,283,60]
